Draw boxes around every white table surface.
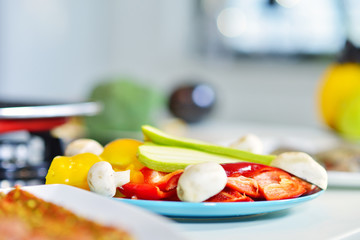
[175,187,360,240]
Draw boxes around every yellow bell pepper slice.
[100,139,145,183]
[45,153,102,190]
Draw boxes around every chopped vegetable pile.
[119,163,319,202]
[45,125,327,202]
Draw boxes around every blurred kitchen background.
[1,0,360,186]
[1,0,358,126]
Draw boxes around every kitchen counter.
[177,187,360,240]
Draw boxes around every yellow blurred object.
[45,153,102,190]
[100,139,145,183]
[318,63,360,129]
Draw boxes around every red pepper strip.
[206,188,254,202]
[140,167,183,191]
[140,167,167,184]
[161,171,183,191]
[294,176,321,196]
[126,163,314,201]
[221,162,271,178]
[119,183,176,200]
[226,176,262,199]
[253,170,306,200]
[222,162,313,200]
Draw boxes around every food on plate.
[45,125,327,202]
[141,125,275,165]
[87,161,130,197]
[46,153,102,190]
[138,143,247,172]
[65,138,104,156]
[100,139,145,183]
[0,186,133,240]
[273,142,360,173]
[119,162,319,202]
[176,162,228,202]
[140,126,327,189]
[270,152,327,190]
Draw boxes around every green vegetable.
[85,79,165,143]
[141,125,276,165]
[138,142,245,172]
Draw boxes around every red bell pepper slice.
[294,176,321,196]
[221,162,272,178]
[222,162,313,200]
[226,176,262,199]
[140,167,167,185]
[119,183,176,200]
[206,187,254,202]
[120,163,316,202]
[140,167,183,192]
[253,170,306,200]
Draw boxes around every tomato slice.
[226,176,262,199]
[253,170,306,200]
[206,188,254,202]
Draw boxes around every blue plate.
[116,191,324,219]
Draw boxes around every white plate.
[0,184,186,240]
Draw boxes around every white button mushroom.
[271,152,328,190]
[176,162,227,202]
[87,161,130,197]
[230,134,263,154]
[65,138,104,156]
